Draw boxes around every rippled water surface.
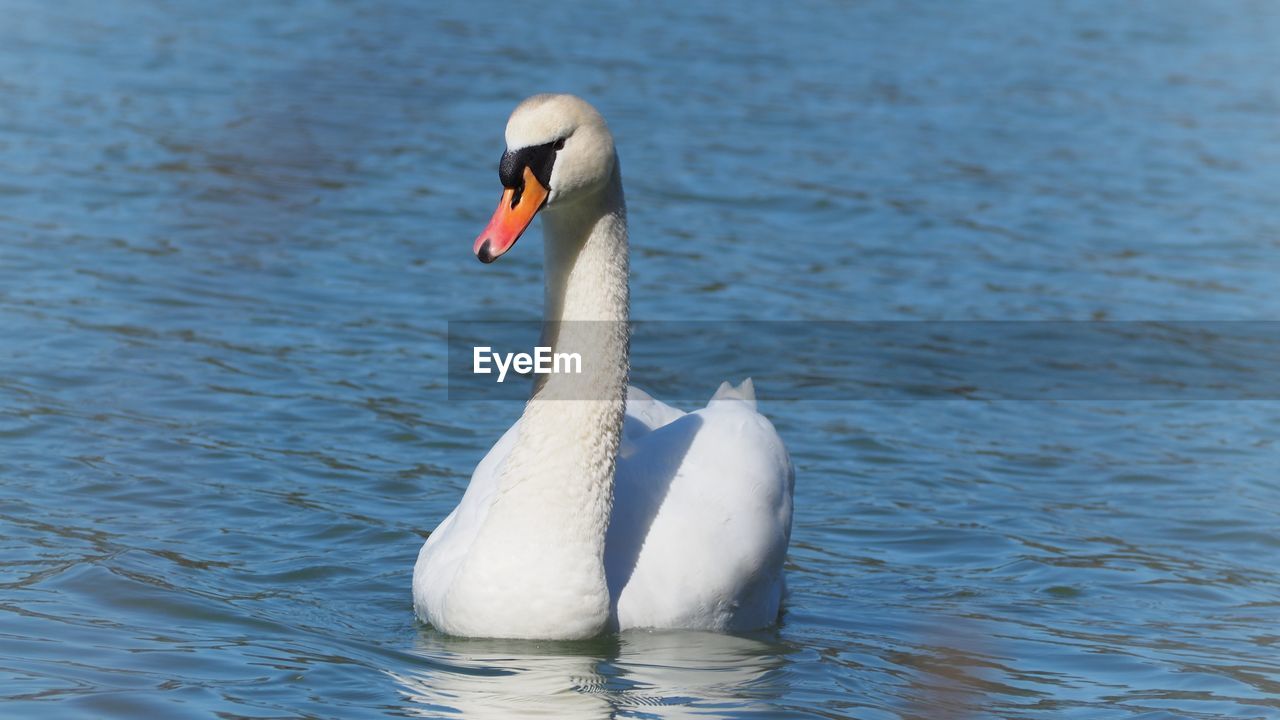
[3,1,1279,718]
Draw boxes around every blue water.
[2,1,1279,717]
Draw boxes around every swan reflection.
[393,629,791,718]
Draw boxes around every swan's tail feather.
[710,378,757,409]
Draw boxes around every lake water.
[2,1,1279,718]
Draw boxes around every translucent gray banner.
[447,322,1280,401]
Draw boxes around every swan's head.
[473,94,616,263]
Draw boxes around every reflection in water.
[393,629,791,719]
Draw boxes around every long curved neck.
[541,167,630,326]
[504,161,630,498]
[454,162,629,638]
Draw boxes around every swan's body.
[413,95,793,639]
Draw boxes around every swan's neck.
[540,169,630,327]
[450,164,629,639]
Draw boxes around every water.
[2,1,1279,717]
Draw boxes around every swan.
[413,94,794,640]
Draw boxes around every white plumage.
[413,94,794,639]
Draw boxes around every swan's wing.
[621,385,687,457]
[626,385,687,430]
[708,377,758,408]
[608,380,794,631]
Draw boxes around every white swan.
[413,94,794,640]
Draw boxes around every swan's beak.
[473,167,549,264]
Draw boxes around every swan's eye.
[553,138,566,151]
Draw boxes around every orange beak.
[473,167,550,263]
